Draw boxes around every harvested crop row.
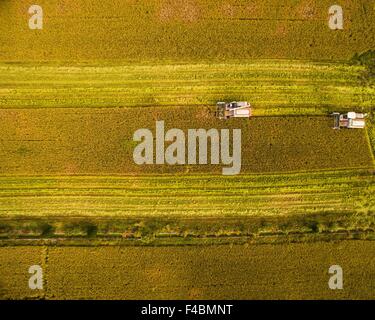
[0,61,373,115]
[0,170,372,217]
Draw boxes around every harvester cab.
[332,112,367,129]
[216,101,252,120]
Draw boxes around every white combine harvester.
[332,112,367,129]
[216,101,252,120]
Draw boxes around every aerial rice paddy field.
[0,241,374,300]
[0,0,374,300]
[0,107,373,175]
[0,0,374,61]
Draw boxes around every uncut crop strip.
[0,170,372,217]
[1,0,374,61]
[0,109,373,175]
[0,61,373,116]
[0,246,45,300]
[1,242,375,300]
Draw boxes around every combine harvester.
[332,112,368,129]
[216,101,252,120]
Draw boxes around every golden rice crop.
[0,0,374,61]
[1,241,374,300]
[0,107,372,175]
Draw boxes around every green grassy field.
[1,0,374,61]
[0,241,374,300]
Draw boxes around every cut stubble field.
[0,169,373,218]
[1,61,373,115]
